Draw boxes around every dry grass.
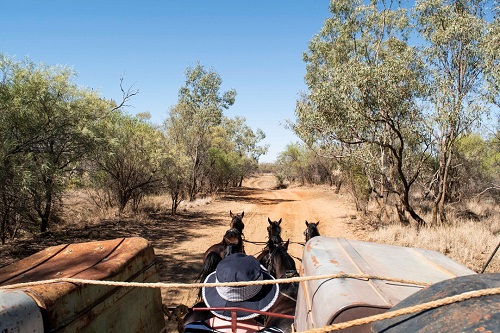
[370,204,500,273]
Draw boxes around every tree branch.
[111,77,139,111]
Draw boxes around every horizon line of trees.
[0,56,268,243]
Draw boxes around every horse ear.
[317,221,319,225]
[278,218,282,225]
[268,217,272,224]
[241,211,244,218]
[305,221,309,226]
[230,210,233,217]
[284,239,290,250]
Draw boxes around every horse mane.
[271,246,296,276]
[196,251,222,300]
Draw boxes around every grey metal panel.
[371,273,500,332]
[295,237,476,331]
[0,289,44,332]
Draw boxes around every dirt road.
[0,173,369,332]
[160,173,367,308]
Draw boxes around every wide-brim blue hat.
[202,253,279,320]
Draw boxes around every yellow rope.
[0,273,430,290]
[0,274,497,332]
[298,287,500,333]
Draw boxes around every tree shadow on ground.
[0,211,225,272]
[220,187,296,206]
[0,191,255,314]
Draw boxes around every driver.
[184,253,283,333]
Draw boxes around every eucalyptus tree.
[192,116,268,192]
[415,0,495,225]
[166,63,236,200]
[159,142,190,215]
[0,56,111,234]
[275,143,307,185]
[221,116,268,186]
[294,0,429,226]
[483,5,500,107]
[89,112,164,214]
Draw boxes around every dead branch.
[111,77,139,111]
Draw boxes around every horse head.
[267,217,282,240]
[223,228,244,256]
[229,210,245,234]
[304,220,320,242]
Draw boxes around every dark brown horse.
[256,218,284,267]
[304,220,320,242]
[264,239,298,333]
[230,210,245,234]
[256,235,283,267]
[202,228,244,262]
[267,217,282,239]
[197,228,244,292]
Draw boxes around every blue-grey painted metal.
[295,237,477,333]
[0,289,44,332]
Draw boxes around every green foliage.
[166,63,237,200]
[450,133,500,200]
[276,143,306,185]
[294,0,429,225]
[88,112,165,214]
[483,7,500,106]
[164,65,267,203]
[0,56,111,236]
[160,142,191,215]
[276,142,342,188]
[415,0,495,225]
[290,0,498,226]
[0,57,268,237]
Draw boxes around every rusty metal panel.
[371,273,500,332]
[295,237,476,332]
[0,243,68,284]
[0,237,165,333]
[0,239,124,285]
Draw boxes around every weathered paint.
[0,237,165,333]
[294,237,476,333]
[371,273,500,332]
[0,289,44,332]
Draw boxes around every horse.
[197,228,244,297]
[267,217,282,239]
[263,239,299,333]
[304,220,320,242]
[256,235,283,267]
[202,228,244,262]
[230,210,245,234]
[256,218,284,267]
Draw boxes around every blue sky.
[2,1,332,162]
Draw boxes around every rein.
[279,291,297,303]
[278,270,299,302]
[244,239,304,246]
[243,239,268,245]
[281,270,299,279]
